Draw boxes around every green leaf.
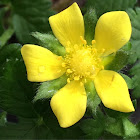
[0,0,11,4]
[0,26,14,48]
[129,61,140,98]
[105,117,124,137]
[84,0,137,17]
[122,118,140,138]
[11,0,55,43]
[0,117,51,139]
[127,8,140,63]
[105,117,139,138]
[0,44,38,118]
[0,112,7,126]
[34,74,67,101]
[120,73,133,89]
[104,48,130,72]
[32,32,66,56]
[0,7,7,36]
[43,105,83,139]
[84,8,97,45]
[85,80,101,114]
[80,112,105,139]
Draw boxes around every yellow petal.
[21,44,65,82]
[49,2,84,48]
[94,70,134,112]
[50,81,87,128]
[95,11,132,56]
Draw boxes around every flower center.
[62,37,105,84]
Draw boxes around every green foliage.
[80,111,105,139]
[127,8,140,99]
[0,117,51,139]
[0,7,7,36]
[0,0,139,139]
[11,0,55,43]
[127,8,140,63]
[122,118,139,138]
[34,74,67,101]
[80,119,104,139]
[0,26,14,48]
[105,117,139,138]
[84,8,97,45]
[85,81,101,114]
[85,0,137,17]
[120,73,133,89]
[129,61,140,98]
[104,50,130,72]
[0,112,7,126]
[32,32,66,56]
[43,106,83,139]
[0,44,37,118]
[0,0,55,44]
[105,117,124,136]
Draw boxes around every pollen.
[64,37,104,84]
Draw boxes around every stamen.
[62,62,66,67]
[67,78,71,83]
[92,48,97,53]
[74,76,80,81]
[92,40,96,45]
[57,56,62,60]
[63,39,104,82]
[85,72,90,76]
[80,36,87,45]
[67,69,73,74]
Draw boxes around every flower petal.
[50,81,87,128]
[49,2,84,48]
[94,70,134,112]
[21,44,65,82]
[95,11,132,56]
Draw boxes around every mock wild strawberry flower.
[21,3,134,128]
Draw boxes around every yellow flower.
[21,3,134,128]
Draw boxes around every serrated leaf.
[129,61,140,98]
[105,117,124,137]
[84,8,97,45]
[84,0,137,17]
[32,32,66,56]
[0,43,21,65]
[120,73,133,89]
[122,118,139,138]
[85,80,101,114]
[0,44,38,118]
[127,8,140,98]
[104,49,130,72]
[80,112,105,139]
[34,74,67,101]
[0,117,50,139]
[127,8,140,63]
[11,0,55,43]
[43,106,83,139]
